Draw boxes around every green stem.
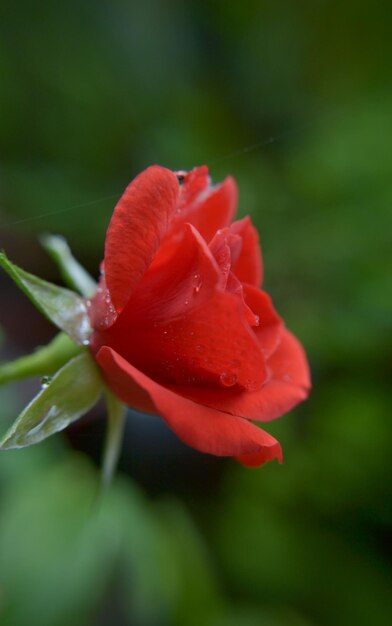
[102,391,126,488]
[0,332,81,385]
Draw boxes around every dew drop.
[193,273,202,294]
[184,298,189,306]
[220,371,238,387]
[40,375,52,389]
[254,315,260,327]
[82,339,90,346]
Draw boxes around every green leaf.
[0,352,103,449]
[0,252,91,344]
[40,234,96,298]
[0,332,81,385]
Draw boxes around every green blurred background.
[0,1,391,624]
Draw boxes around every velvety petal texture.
[104,166,180,313]
[89,165,311,467]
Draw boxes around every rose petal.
[171,329,311,422]
[98,356,156,415]
[236,445,283,467]
[96,346,282,466]
[230,217,263,287]
[126,223,221,321]
[92,224,267,391]
[209,227,242,287]
[208,228,260,326]
[176,166,209,207]
[243,285,282,358]
[104,165,180,313]
[176,167,238,242]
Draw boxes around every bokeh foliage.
[0,0,391,625]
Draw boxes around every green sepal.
[40,234,96,298]
[0,252,91,345]
[0,332,81,385]
[0,352,103,449]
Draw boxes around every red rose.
[89,165,310,467]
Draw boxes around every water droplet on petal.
[220,371,238,387]
[254,315,260,327]
[193,273,202,294]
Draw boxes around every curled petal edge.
[96,346,282,466]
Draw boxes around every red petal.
[208,227,262,327]
[89,275,119,330]
[92,224,267,391]
[104,165,180,313]
[96,346,282,466]
[94,348,156,415]
[230,217,263,287]
[243,285,282,358]
[236,445,283,467]
[176,166,209,206]
[176,167,238,242]
[171,329,311,422]
[209,227,242,287]
[265,327,311,395]
[125,223,221,321]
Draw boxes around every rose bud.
[89,165,311,467]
